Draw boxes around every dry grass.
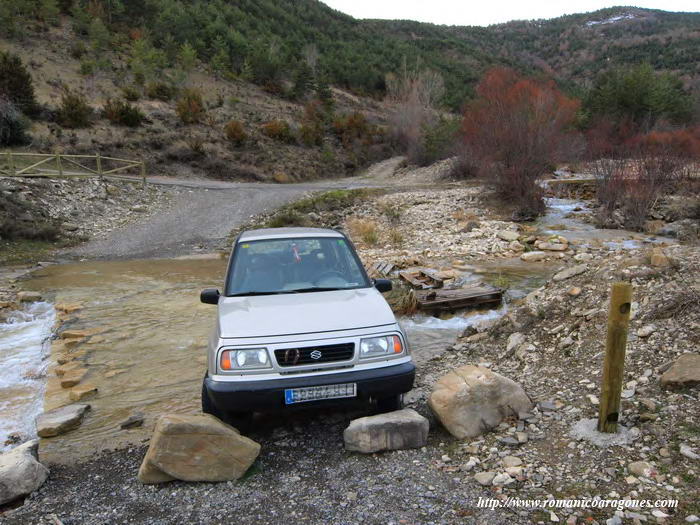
[347,217,379,245]
[389,228,404,246]
[452,209,479,222]
[384,285,419,315]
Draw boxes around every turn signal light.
[392,335,403,353]
[220,350,233,370]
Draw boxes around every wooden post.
[140,161,146,187]
[96,152,103,181]
[598,282,633,433]
[8,152,15,176]
[56,153,63,177]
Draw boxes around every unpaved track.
[65,171,391,260]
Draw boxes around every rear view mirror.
[374,279,392,293]
[200,289,220,305]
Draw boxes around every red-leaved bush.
[461,68,581,219]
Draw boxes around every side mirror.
[200,288,220,305]
[374,279,392,293]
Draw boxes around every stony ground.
[2,159,699,525]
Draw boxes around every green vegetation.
[102,98,146,127]
[56,89,93,128]
[0,51,39,117]
[583,64,695,129]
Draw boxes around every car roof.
[238,227,345,242]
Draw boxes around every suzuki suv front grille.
[274,343,355,367]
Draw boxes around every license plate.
[284,383,357,404]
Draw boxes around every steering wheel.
[315,270,346,285]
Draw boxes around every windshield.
[226,236,370,296]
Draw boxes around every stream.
[0,197,675,460]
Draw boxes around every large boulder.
[660,353,700,389]
[428,365,533,439]
[36,404,90,437]
[0,440,49,505]
[137,414,261,484]
[343,409,429,453]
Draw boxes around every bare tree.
[385,58,445,164]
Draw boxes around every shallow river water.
[0,197,673,461]
[0,255,554,462]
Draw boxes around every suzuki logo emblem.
[310,350,322,360]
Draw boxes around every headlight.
[220,348,271,370]
[359,335,403,359]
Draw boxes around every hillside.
[4,2,697,112]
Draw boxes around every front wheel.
[201,375,253,433]
[374,394,404,414]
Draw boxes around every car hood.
[218,288,396,339]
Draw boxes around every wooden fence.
[0,152,147,185]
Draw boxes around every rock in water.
[36,404,90,437]
[137,414,261,484]
[343,409,429,453]
[428,365,533,439]
[17,291,42,303]
[0,440,49,505]
[660,353,700,389]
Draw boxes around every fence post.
[598,282,633,433]
[8,152,15,176]
[141,161,146,187]
[56,153,63,177]
[96,152,103,181]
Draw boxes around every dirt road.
[65,159,407,260]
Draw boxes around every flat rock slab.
[138,414,261,484]
[343,409,429,453]
[36,404,90,438]
[553,264,588,282]
[660,353,700,388]
[17,291,42,302]
[60,368,87,388]
[428,365,533,439]
[68,383,98,401]
[0,440,49,505]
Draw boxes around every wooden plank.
[62,157,99,174]
[101,164,141,175]
[415,284,502,312]
[15,156,53,175]
[399,268,443,289]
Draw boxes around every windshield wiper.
[286,287,343,293]
[228,291,296,297]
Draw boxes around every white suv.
[200,227,415,427]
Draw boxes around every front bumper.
[204,361,416,412]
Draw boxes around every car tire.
[225,411,254,433]
[201,374,254,433]
[201,376,223,419]
[375,394,403,413]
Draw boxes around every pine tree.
[0,51,39,117]
[292,62,313,100]
[315,73,333,109]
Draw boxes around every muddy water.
[23,257,227,462]
[0,302,55,451]
[10,253,557,462]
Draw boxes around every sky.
[322,0,698,26]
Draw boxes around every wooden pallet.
[399,268,444,289]
[415,284,502,312]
